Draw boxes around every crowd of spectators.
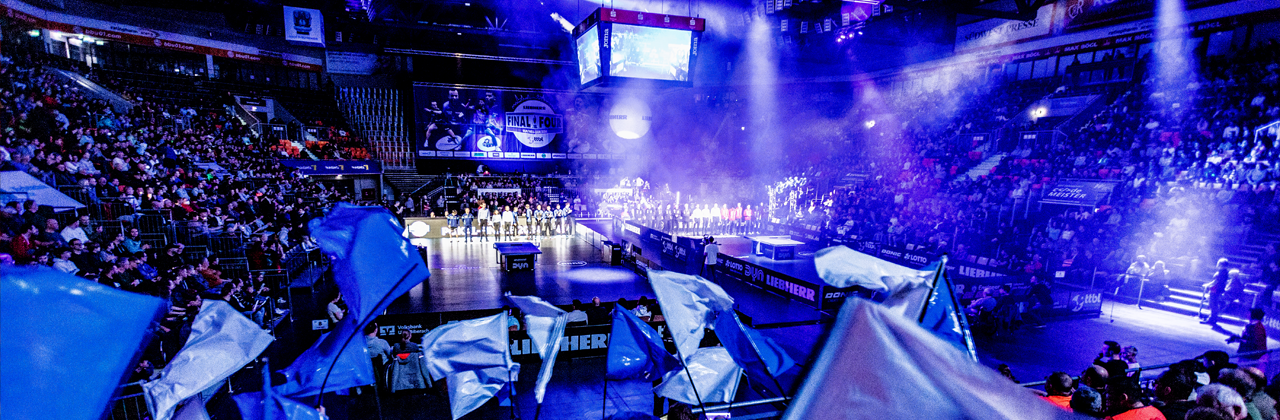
[1026,334,1279,420]
[732,41,1280,305]
[0,53,362,377]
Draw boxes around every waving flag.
[506,294,568,404]
[646,269,734,361]
[1,267,165,420]
[653,347,742,405]
[234,359,327,420]
[421,313,520,419]
[783,300,1071,420]
[275,203,430,397]
[814,245,933,297]
[907,262,976,361]
[143,300,274,420]
[606,306,680,381]
[815,247,974,359]
[714,310,795,379]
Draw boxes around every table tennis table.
[749,236,805,261]
[494,242,542,272]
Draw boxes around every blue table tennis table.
[494,242,542,272]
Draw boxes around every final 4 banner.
[414,84,632,161]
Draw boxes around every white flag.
[783,300,1073,420]
[506,294,567,404]
[646,270,734,361]
[143,301,274,420]
[653,347,742,405]
[421,314,519,419]
[171,396,210,420]
[814,245,936,315]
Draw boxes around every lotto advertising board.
[413,84,634,161]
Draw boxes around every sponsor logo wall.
[414,84,633,161]
[373,310,672,361]
[278,159,382,175]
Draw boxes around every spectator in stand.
[33,218,66,249]
[1104,381,1166,420]
[327,292,345,324]
[1074,366,1109,417]
[1155,369,1200,420]
[51,247,78,274]
[1243,368,1278,420]
[1095,340,1131,381]
[586,296,610,325]
[1197,383,1249,420]
[566,300,588,327]
[59,214,89,244]
[1041,371,1074,412]
[1216,369,1266,420]
[9,223,38,264]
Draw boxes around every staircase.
[47,68,133,114]
[1136,231,1280,325]
[963,153,1006,180]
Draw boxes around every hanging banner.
[283,6,325,46]
[1040,180,1118,207]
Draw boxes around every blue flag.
[714,310,795,379]
[606,307,680,381]
[2,267,165,420]
[234,359,326,420]
[275,203,431,397]
[308,203,431,322]
[917,264,977,361]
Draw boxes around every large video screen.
[609,24,692,82]
[576,25,602,84]
[413,85,635,161]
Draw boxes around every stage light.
[27,29,40,37]
[609,96,652,139]
[864,120,876,128]
[1031,107,1047,118]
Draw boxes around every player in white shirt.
[501,206,516,240]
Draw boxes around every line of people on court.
[443,202,575,242]
[624,202,761,236]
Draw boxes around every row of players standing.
[623,202,766,236]
[444,202,575,242]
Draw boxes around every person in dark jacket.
[386,329,431,393]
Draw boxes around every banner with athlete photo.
[413,84,631,161]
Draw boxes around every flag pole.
[730,312,790,402]
[316,265,420,409]
[506,322,519,420]
[261,357,273,420]
[916,255,948,324]
[601,377,608,420]
[668,333,708,417]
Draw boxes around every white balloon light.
[608,97,652,140]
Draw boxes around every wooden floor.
[384,232,656,314]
